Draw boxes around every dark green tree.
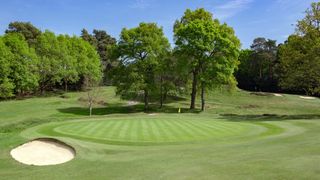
[5,21,41,46]
[236,38,279,92]
[115,22,170,111]
[81,29,117,84]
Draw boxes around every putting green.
[36,115,269,145]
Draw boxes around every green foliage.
[35,31,64,91]
[115,22,170,110]
[2,33,39,95]
[81,29,116,84]
[35,31,102,92]
[0,37,15,98]
[236,38,279,92]
[69,36,102,84]
[5,21,41,46]
[279,2,320,96]
[174,8,240,110]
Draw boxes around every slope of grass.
[0,87,320,179]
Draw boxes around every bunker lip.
[10,138,76,166]
[299,96,316,100]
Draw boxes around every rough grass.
[0,87,320,179]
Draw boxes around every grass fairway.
[1,87,320,179]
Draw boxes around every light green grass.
[0,87,320,179]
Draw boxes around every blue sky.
[0,0,315,48]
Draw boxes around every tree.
[70,36,102,89]
[80,29,97,47]
[115,22,170,111]
[174,8,240,110]
[5,21,41,46]
[0,37,15,98]
[35,31,63,93]
[279,2,320,96]
[83,77,101,116]
[81,29,117,84]
[235,49,254,90]
[57,35,79,91]
[155,52,183,108]
[2,33,39,95]
[236,38,279,92]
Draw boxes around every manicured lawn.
[0,87,320,179]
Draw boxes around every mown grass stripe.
[130,119,139,141]
[145,119,157,141]
[110,119,127,139]
[94,121,114,138]
[125,119,134,141]
[80,122,99,135]
[185,119,227,135]
[83,121,104,137]
[148,119,163,142]
[118,120,131,140]
[174,119,213,138]
[168,119,195,140]
[152,118,169,141]
[160,120,182,141]
[102,120,119,137]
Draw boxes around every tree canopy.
[114,22,170,111]
[174,8,240,110]
[279,2,320,96]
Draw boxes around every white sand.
[127,101,139,106]
[274,93,283,97]
[10,139,75,166]
[148,113,157,116]
[299,96,316,100]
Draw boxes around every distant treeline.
[236,2,320,96]
[0,2,319,110]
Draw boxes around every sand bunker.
[274,93,283,97]
[10,138,75,166]
[299,96,316,100]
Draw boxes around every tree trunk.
[201,82,205,111]
[160,76,163,108]
[144,89,149,112]
[89,102,92,116]
[190,70,198,110]
[64,79,68,92]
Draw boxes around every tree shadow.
[58,104,201,116]
[220,113,320,122]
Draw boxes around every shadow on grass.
[220,113,320,122]
[58,104,201,116]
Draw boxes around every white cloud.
[214,0,254,20]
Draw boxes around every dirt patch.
[10,138,75,166]
[127,101,139,106]
[274,93,283,97]
[148,113,158,116]
[299,96,316,100]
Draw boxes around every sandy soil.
[10,138,75,166]
[274,93,283,97]
[299,96,316,100]
[127,101,139,106]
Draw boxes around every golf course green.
[1,87,320,179]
